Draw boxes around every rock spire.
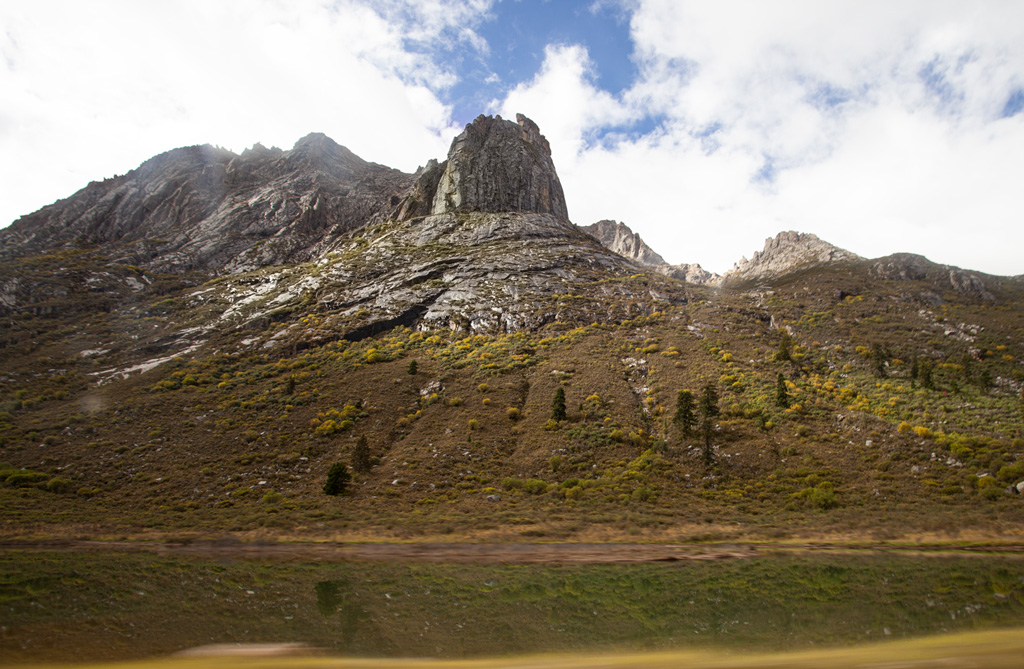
[397,114,569,221]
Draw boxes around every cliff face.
[203,114,652,340]
[581,220,667,266]
[396,114,568,222]
[0,134,414,273]
[581,219,720,286]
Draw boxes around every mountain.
[581,220,667,266]
[581,219,719,285]
[725,231,861,283]
[1,114,1023,546]
[0,133,413,273]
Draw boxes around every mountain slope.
[0,134,413,273]
[0,116,1022,545]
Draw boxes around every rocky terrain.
[581,219,718,285]
[0,114,1022,545]
[0,133,413,273]
[726,231,861,283]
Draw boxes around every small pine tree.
[323,462,351,496]
[285,374,296,395]
[977,367,992,393]
[919,359,934,390]
[698,382,720,466]
[673,390,695,436]
[351,435,372,474]
[407,359,418,375]
[775,372,790,408]
[776,332,792,362]
[551,387,567,422]
[871,343,888,378]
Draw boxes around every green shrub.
[502,477,524,491]
[805,487,838,510]
[261,491,284,505]
[315,420,340,436]
[523,479,548,495]
[45,477,73,494]
[5,471,48,487]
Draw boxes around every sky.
[2,1,1023,276]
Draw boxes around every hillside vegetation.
[2,249,1023,543]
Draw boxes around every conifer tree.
[698,382,719,466]
[352,435,372,474]
[323,463,350,496]
[407,359,418,375]
[776,332,792,362]
[775,372,790,408]
[551,387,567,422]
[673,389,695,436]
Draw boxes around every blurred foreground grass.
[18,627,1024,669]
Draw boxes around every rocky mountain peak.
[396,114,568,221]
[581,220,667,266]
[0,134,414,273]
[727,231,860,281]
[580,219,720,286]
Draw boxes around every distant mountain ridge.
[0,133,414,273]
[579,220,719,285]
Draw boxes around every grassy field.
[2,548,1023,664]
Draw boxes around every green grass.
[1,549,1023,664]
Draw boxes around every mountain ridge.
[1,114,1023,546]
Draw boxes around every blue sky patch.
[444,0,637,126]
[1002,89,1024,118]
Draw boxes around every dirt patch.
[0,539,760,563]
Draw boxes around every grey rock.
[398,114,568,221]
[871,253,995,301]
[726,231,860,282]
[581,219,720,285]
[1,134,414,273]
[659,262,719,285]
[486,494,501,502]
[1016,480,1024,494]
[581,220,666,266]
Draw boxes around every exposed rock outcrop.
[580,219,719,285]
[0,134,414,273]
[191,115,676,340]
[871,253,996,301]
[658,263,719,285]
[726,231,860,282]
[397,114,568,221]
[581,220,666,266]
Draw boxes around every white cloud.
[495,43,634,164]
[0,0,491,228]
[503,0,1024,275]
[4,0,1024,278]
